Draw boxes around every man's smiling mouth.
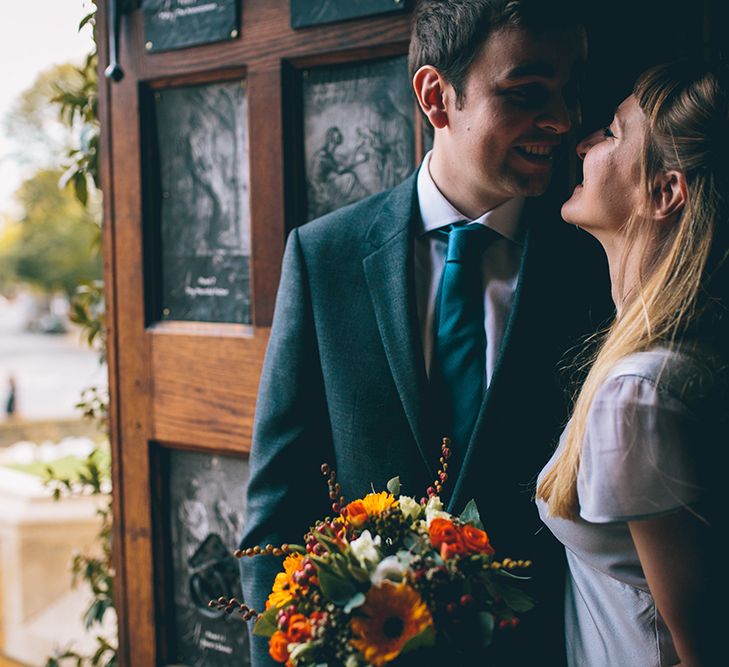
[514,144,557,164]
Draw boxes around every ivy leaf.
[477,611,495,647]
[387,476,401,496]
[252,606,279,637]
[400,624,436,655]
[459,499,485,530]
[343,591,366,614]
[495,581,535,613]
[317,568,357,606]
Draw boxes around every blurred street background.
[0,2,114,665]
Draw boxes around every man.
[240,1,610,665]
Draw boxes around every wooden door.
[97,1,725,665]
[96,1,417,664]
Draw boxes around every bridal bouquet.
[214,441,533,666]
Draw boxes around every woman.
[537,60,729,666]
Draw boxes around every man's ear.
[652,170,687,222]
[412,65,449,130]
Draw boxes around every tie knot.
[442,224,494,263]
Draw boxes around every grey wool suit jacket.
[239,171,612,666]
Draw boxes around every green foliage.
[2,63,82,170]
[44,447,116,667]
[43,3,118,666]
[71,281,107,363]
[54,47,99,204]
[0,169,102,296]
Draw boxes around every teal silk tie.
[430,224,495,467]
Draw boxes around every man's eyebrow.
[504,62,556,80]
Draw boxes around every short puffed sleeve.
[577,371,705,523]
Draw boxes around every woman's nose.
[576,129,601,160]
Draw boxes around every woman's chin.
[561,184,586,224]
[560,198,580,224]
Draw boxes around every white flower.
[370,555,406,586]
[345,655,360,667]
[398,495,422,522]
[425,495,452,526]
[350,530,382,569]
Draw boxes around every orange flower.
[429,517,460,549]
[461,524,495,555]
[350,582,433,666]
[269,630,290,663]
[286,613,312,643]
[345,499,369,527]
[440,538,467,560]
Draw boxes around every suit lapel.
[447,199,541,510]
[362,174,435,479]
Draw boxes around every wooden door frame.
[97,1,414,663]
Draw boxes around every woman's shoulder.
[601,344,726,413]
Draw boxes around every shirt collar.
[416,151,526,244]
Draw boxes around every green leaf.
[343,591,366,614]
[347,562,372,584]
[477,611,495,647]
[495,581,535,613]
[459,499,485,530]
[314,531,343,553]
[400,624,436,655]
[288,640,323,662]
[79,12,95,31]
[74,171,89,206]
[252,605,279,637]
[317,567,358,606]
[387,476,401,496]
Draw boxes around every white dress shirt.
[414,151,525,386]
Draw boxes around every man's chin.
[509,175,552,199]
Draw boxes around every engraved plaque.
[153,80,251,324]
[167,450,250,666]
[302,56,415,221]
[143,0,239,53]
[291,0,408,29]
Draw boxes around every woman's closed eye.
[602,126,616,138]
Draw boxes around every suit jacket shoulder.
[296,172,419,261]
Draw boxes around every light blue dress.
[536,348,720,667]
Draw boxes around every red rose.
[269,630,290,663]
[461,524,495,555]
[429,518,460,549]
[440,538,468,560]
[286,613,311,643]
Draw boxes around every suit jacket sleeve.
[239,228,333,667]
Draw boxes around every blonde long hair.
[538,61,729,519]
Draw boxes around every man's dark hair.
[408,0,584,109]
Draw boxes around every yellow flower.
[345,492,398,527]
[350,581,433,666]
[266,553,305,609]
[361,492,398,516]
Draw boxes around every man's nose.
[536,95,571,135]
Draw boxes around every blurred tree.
[0,169,101,297]
[3,63,84,171]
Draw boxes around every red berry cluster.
[321,463,346,516]
[291,556,318,586]
[208,596,259,621]
[421,437,452,503]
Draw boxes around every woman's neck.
[598,232,642,314]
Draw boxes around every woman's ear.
[652,170,688,222]
[412,65,449,130]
